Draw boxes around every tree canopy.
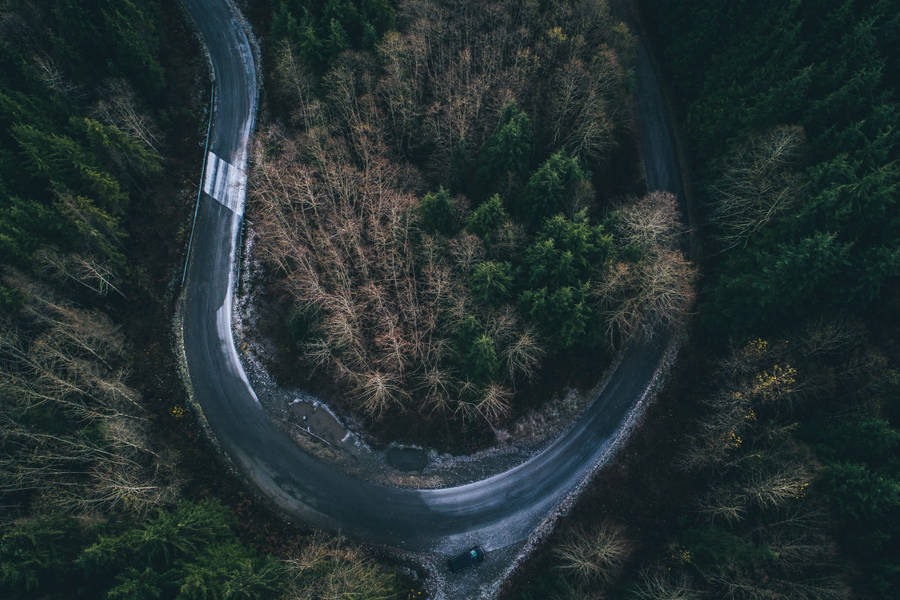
[0,0,166,307]
[647,0,900,336]
[271,0,396,71]
[0,501,286,600]
[518,151,591,229]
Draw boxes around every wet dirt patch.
[289,399,349,447]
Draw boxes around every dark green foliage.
[0,284,22,312]
[0,501,285,600]
[706,233,852,332]
[515,214,611,349]
[521,213,613,290]
[802,411,900,587]
[467,334,501,384]
[476,103,534,195]
[79,118,162,179]
[466,194,509,242]
[470,261,513,305]
[804,418,900,467]
[45,0,165,98]
[453,316,500,384]
[516,571,578,600]
[106,567,177,600]
[685,526,777,573]
[519,283,592,351]
[271,0,395,71]
[78,500,235,572]
[11,123,129,214]
[518,151,589,229]
[0,0,168,285]
[795,337,900,596]
[881,370,900,426]
[647,0,900,336]
[821,462,899,525]
[417,187,458,235]
[0,517,85,594]
[178,543,286,600]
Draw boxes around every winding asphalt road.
[180,0,683,555]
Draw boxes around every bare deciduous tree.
[477,382,512,425]
[283,534,395,600]
[503,328,543,382]
[34,248,123,297]
[597,192,695,345]
[33,53,78,97]
[709,125,806,251]
[554,521,631,584]
[614,191,684,252]
[0,275,178,515]
[546,51,622,162]
[93,79,162,153]
[250,126,465,420]
[629,566,698,600]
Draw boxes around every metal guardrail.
[181,83,215,287]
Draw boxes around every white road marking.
[203,152,247,215]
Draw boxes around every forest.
[0,1,401,599]
[251,0,694,444]
[653,0,899,337]
[1,0,897,599]
[505,1,899,598]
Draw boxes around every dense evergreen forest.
[0,1,402,598]
[656,0,899,336]
[506,1,899,598]
[251,0,694,446]
[646,0,899,596]
[0,0,163,299]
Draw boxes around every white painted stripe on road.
[202,152,247,215]
[203,151,218,198]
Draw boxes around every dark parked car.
[447,546,485,572]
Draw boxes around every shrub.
[284,535,396,600]
[466,334,501,383]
